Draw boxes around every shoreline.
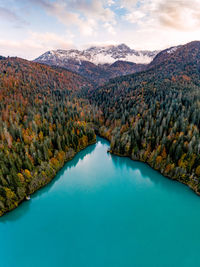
[2,132,200,217]
[95,129,200,197]
[109,149,200,196]
[0,138,97,217]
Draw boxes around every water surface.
[1,137,200,267]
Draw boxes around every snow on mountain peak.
[35,44,159,65]
[166,46,180,54]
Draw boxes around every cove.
[1,137,200,267]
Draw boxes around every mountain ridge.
[34,44,159,85]
[35,44,159,65]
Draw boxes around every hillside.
[147,41,200,83]
[88,41,200,194]
[0,57,96,216]
[0,57,93,94]
[91,41,200,98]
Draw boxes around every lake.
[1,137,200,267]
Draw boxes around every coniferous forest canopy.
[1,41,200,216]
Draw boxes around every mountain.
[90,41,200,119]
[94,41,200,95]
[34,44,159,85]
[147,41,200,80]
[35,44,158,65]
[147,45,182,69]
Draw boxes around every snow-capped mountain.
[34,44,159,85]
[35,44,159,66]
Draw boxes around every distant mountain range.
[35,44,158,65]
[34,44,159,85]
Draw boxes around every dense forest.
[1,41,200,216]
[0,58,96,216]
[87,41,200,194]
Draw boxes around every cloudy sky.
[0,0,200,59]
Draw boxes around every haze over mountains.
[35,44,159,85]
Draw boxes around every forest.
[0,57,96,216]
[87,41,200,194]
[1,41,200,216]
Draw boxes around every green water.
[1,137,200,267]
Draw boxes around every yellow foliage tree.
[196,166,200,176]
[24,169,32,179]
[156,155,163,164]
[161,146,167,159]
[17,173,24,183]
[50,157,59,169]
[39,131,44,141]
[5,187,15,199]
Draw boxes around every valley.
[2,0,200,266]
[1,41,200,216]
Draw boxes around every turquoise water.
[1,137,200,267]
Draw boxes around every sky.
[0,0,200,60]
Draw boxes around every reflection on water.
[110,151,195,198]
[35,141,97,196]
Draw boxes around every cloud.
[157,0,200,31]
[120,0,138,9]
[124,10,145,24]
[30,31,74,49]
[103,22,116,35]
[107,0,115,6]
[118,0,200,51]
[0,6,27,27]
[123,0,200,32]
[69,0,115,22]
[1,0,200,59]
[0,31,74,59]
[82,40,118,49]
[23,0,116,36]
